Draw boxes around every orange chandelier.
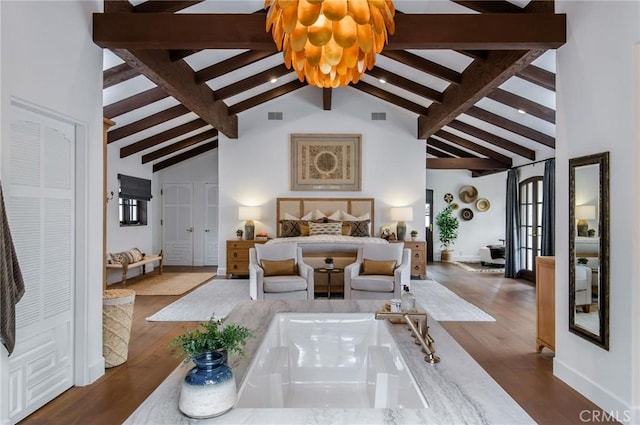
[265,0,396,88]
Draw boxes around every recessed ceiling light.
[270,77,278,83]
[518,109,526,114]
[379,78,386,84]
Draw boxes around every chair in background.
[575,265,593,313]
[249,242,314,300]
[344,243,410,300]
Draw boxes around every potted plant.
[435,205,459,262]
[235,229,243,240]
[410,230,418,241]
[170,316,253,418]
[170,315,253,364]
[324,257,334,270]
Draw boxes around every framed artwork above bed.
[290,133,362,191]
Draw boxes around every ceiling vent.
[268,112,283,120]
[371,112,386,121]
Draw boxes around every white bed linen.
[267,235,388,254]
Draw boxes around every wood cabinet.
[536,256,555,353]
[395,241,427,279]
[226,239,267,278]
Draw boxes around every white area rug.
[146,279,250,321]
[411,279,495,321]
[146,278,494,322]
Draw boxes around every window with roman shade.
[118,174,150,226]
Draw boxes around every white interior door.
[5,107,75,423]
[162,184,194,266]
[204,184,218,266]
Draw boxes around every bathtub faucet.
[374,311,440,364]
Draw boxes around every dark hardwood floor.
[20,264,614,424]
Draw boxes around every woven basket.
[103,289,136,368]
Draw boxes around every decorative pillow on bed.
[342,211,371,221]
[308,221,342,236]
[342,220,371,237]
[279,220,301,237]
[284,211,313,220]
[313,210,341,220]
[362,259,396,275]
[261,258,297,276]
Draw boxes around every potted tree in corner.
[435,205,459,262]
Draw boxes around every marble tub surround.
[125,300,535,425]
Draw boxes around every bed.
[270,197,388,294]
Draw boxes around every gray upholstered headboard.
[276,197,375,237]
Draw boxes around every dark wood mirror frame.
[569,151,609,350]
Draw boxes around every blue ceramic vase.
[178,351,236,418]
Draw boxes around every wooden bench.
[106,250,163,286]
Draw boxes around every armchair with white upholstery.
[249,242,314,300]
[575,265,593,313]
[344,243,410,300]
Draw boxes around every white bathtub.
[235,313,428,409]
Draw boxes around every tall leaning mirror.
[569,151,609,350]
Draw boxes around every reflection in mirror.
[569,152,609,350]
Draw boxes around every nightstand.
[392,240,427,279]
[226,239,268,278]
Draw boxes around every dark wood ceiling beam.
[103,86,168,119]
[457,50,488,61]
[93,13,567,50]
[427,138,476,158]
[142,128,217,163]
[215,64,292,100]
[133,1,203,13]
[323,88,332,111]
[451,1,524,14]
[120,118,208,158]
[486,88,555,123]
[434,129,512,165]
[465,105,555,147]
[113,48,238,138]
[427,157,510,170]
[107,104,189,144]
[153,141,217,172]
[350,81,429,116]
[104,62,140,89]
[228,80,306,115]
[380,51,462,85]
[366,67,444,103]
[417,49,545,138]
[447,119,536,160]
[195,50,277,85]
[516,65,556,91]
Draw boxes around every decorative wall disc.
[450,202,459,210]
[476,198,490,212]
[459,186,478,203]
[460,208,474,221]
[444,193,454,203]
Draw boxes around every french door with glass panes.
[519,177,543,281]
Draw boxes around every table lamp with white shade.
[390,207,413,241]
[239,206,261,240]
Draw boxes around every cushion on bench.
[107,248,145,265]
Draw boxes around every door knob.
[205,229,210,232]
[187,227,193,232]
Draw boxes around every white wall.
[217,87,426,275]
[427,169,507,262]
[152,150,218,266]
[105,150,155,284]
[555,1,640,421]
[0,0,104,408]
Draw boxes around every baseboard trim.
[554,357,634,423]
